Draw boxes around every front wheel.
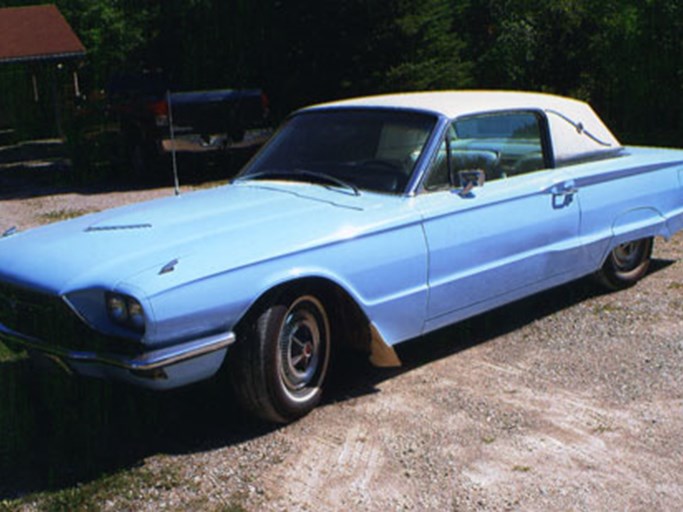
[595,237,653,290]
[230,290,331,423]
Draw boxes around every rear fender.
[601,207,668,263]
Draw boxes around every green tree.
[586,0,682,144]
[1,0,679,144]
[58,0,158,85]
[461,0,682,144]
[373,0,473,91]
[259,0,473,112]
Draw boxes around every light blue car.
[1,91,682,422]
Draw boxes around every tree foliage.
[462,0,681,143]
[59,0,157,84]
[0,0,680,143]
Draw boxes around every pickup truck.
[108,73,272,176]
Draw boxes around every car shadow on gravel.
[0,355,277,500]
[0,152,247,202]
[0,260,675,500]
[324,258,676,402]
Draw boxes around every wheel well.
[236,277,372,354]
[599,235,655,268]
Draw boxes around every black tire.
[129,139,149,177]
[230,290,331,423]
[595,237,653,290]
[121,123,160,181]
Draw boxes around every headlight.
[127,299,145,331]
[107,295,128,322]
[106,292,146,333]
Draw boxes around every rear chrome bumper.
[0,323,236,388]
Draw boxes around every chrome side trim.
[0,323,235,371]
[85,223,152,232]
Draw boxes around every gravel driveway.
[1,177,682,511]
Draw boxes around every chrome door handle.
[548,180,578,196]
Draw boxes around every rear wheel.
[230,290,331,423]
[595,237,653,290]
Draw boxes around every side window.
[424,111,548,191]
[453,112,546,179]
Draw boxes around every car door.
[415,111,584,332]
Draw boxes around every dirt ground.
[1,173,682,511]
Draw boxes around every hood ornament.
[159,258,179,275]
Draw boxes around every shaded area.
[0,139,70,175]
[2,1,682,170]
[0,135,253,202]
[325,258,676,399]
[0,358,276,500]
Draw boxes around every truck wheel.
[595,237,653,290]
[129,140,149,177]
[122,125,155,180]
[230,290,331,423]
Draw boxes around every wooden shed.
[0,4,85,64]
[0,4,85,139]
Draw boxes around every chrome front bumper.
[0,323,236,389]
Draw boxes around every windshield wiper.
[237,169,360,196]
[292,169,360,196]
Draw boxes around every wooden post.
[32,72,39,102]
[52,63,64,138]
[73,69,80,97]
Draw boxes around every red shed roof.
[0,4,85,64]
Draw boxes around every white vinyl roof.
[307,90,622,162]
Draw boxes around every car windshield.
[238,109,437,194]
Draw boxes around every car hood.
[0,182,413,295]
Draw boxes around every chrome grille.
[0,282,142,355]
[0,283,63,338]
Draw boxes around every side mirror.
[457,169,485,197]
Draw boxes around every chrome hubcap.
[612,241,641,271]
[278,296,329,401]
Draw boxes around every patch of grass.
[191,179,229,191]
[592,423,615,434]
[39,208,97,223]
[3,464,250,512]
[512,465,531,472]
[0,342,22,363]
[219,504,249,512]
[7,465,181,511]
[0,500,19,512]
[591,302,623,315]
[590,415,615,434]
[210,498,249,512]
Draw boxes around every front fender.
[145,220,429,348]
